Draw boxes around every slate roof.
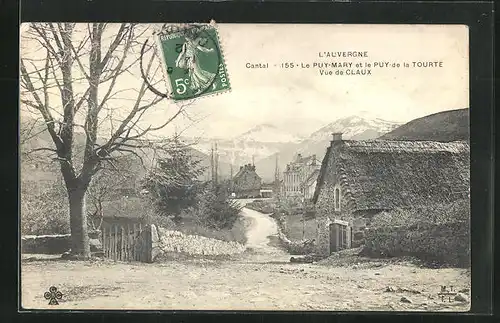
[233,164,261,181]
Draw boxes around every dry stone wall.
[154,226,246,258]
[362,221,470,267]
[21,231,101,254]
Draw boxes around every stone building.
[313,133,470,256]
[232,164,262,198]
[303,168,320,200]
[282,153,321,199]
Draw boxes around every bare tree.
[87,156,140,231]
[20,23,187,258]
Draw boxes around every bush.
[193,186,243,230]
[245,199,278,214]
[21,179,70,235]
[283,239,317,255]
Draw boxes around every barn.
[313,133,470,256]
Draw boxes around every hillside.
[379,108,469,142]
[20,118,235,185]
[181,136,292,176]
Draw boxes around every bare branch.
[96,30,134,113]
[114,147,146,170]
[30,24,62,65]
[99,24,128,71]
[19,59,63,149]
[26,147,59,155]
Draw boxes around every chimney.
[331,132,343,142]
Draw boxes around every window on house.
[334,187,340,210]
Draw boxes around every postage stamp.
[156,23,231,101]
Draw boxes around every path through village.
[21,203,470,311]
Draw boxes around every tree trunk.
[68,186,91,258]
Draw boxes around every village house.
[313,133,470,256]
[232,164,262,198]
[282,153,321,200]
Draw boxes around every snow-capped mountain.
[234,124,305,143]
[309,116,401,141]
[254,116,402,181]
[182,116,401,182]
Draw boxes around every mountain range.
[250,116,402,181]
[20,108,469,184]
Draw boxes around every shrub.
[283,239,317,255]
[193,185,243,230]
[20,179,70,235]
[245,199,278,214]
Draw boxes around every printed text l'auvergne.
[318,51,368,58]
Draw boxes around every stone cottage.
[313,133,470,256]
[232,164,262,198]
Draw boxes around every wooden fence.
[101,217,153,263]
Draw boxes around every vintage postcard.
[20,23,470,311]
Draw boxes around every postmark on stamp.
[156,23,231,101]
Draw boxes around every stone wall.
[362,221,470,267]
[154,226,246,258]
[21,231,101,254]
[314,142,359,256]
[22,234,72,254]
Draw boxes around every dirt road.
[241,207,289,263]
[20,204,470,311]
[21,255,470,311]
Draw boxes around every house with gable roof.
[232,164,262,198]
[313,133,470,256]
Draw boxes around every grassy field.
[282,215,317,241]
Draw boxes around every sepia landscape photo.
[20,23,470,311]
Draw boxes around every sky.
[20,23,469,139]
